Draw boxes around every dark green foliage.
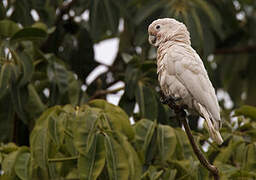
[1,0,256,179]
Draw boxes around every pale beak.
[148,35,156,45]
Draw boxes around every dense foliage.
[0,0,256,179]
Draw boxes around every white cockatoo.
[148,18,223,144]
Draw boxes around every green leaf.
[2,147,29,179]
[135,82,158,120]
[215,139,242,164]
[124,66,139,99]
[134,119,156,163]
[104,134,129,180]
[10,51,34,87]
[245,143,256,170]
[47,61,69,94]
[119,92,136,116]
[74,108,100,155]
[30,128,49,169]
[78,133,105,180]
[235,105,256,120]
[14,151,30,180]
[1,150,19,178]
[24,84,46,120]
[0,63,12,99]
[0,92,15,142]
[157,124,177,162]
[113,132,142,180]
[214,161,239,178]
[11,27,47,42]
[0,19,21,37]
[89,100,134,140]
[174,129,194,159]
[48,113,64,147]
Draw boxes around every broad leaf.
[11,27,47,42]
[78,133,105,180]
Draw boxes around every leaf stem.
[48,155,79,162]
[64,129,74,138]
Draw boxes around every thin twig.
[90,86,124,100]
[162,95,220,180]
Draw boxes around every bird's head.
[148,18,190,47]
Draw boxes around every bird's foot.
[160,96,182,104]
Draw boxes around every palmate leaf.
[89,100,134,140]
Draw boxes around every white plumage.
[148,18,223,144]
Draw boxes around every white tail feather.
[198,104,223,145]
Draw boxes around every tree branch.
[161,95,220,180]
[214,45,256,54]
[90,87,124,100]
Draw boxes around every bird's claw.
[160,96,181,104]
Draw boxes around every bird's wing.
[170,47,221,128]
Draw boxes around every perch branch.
[161,95,220,180]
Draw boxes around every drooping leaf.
[135,82,158,120]
[11,27,47,42]
[78,133,105,180]
[0,63,12,99]
[157,124,177,162]
[133,119,157,163]
[9,51,34,87]
[24,84,46,120]
[104,134,129,180]
[74,107,100,155]
[47,61,69,94]
[14,150,30,180]
[0,19,21,37]
[0,92,14,142]
[113,132,142,180]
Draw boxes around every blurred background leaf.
[1,0,256,179]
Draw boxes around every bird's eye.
[156,25,160,30]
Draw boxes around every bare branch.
[214,45,256,54]
[161,95,220,180]
[90,87,124,100]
